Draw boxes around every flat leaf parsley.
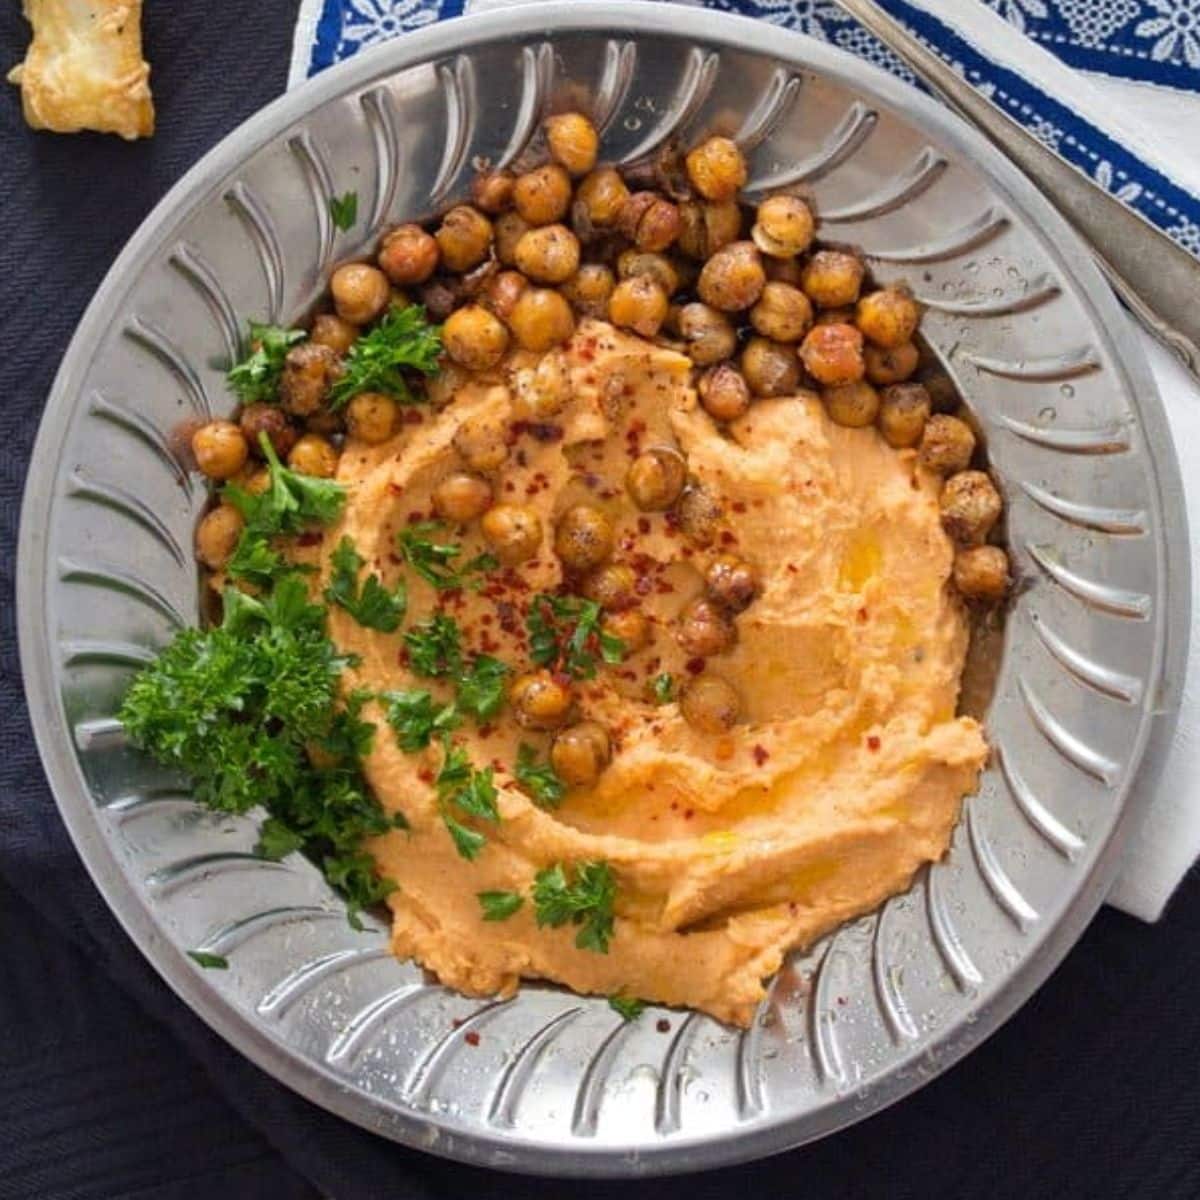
[477,891,524,922]
[436,741,499,861]
[514,743,566,808]
[526,594,626,680]
[329,304,442,408]
[329,190,358,231]
[227,320,305,405]
[326,536,407,632]
[398,521,497,592]
[532,860,617,953]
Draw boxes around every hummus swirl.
[324,320,987,1026]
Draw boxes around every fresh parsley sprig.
[403,612,463,678]
[532,861,617,953]
[514,743,566,808]
[526,594,626,680]
[398,521,497,592]
[329,190,358,232]
[227,320,305,404]
[329,304,443,408]
[326,536,407,632]
[436,740,499,860]
[607,995,646,1020]
[478,891,524,921]
[383,689,459,752]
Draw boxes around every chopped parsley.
[329,190,358,232]
[329,304,443,408]
[532,860,617,953]
[226,320,305,404]
[326,536,406,632]
[514,743,566,808]
[455,654,509,722]
[383,689,459,752]
[404,613,463,678]
[526,594,626,680]
[607,995,646,1020]
[436,741,499,860]
[398,521,496,591]
[477,890,525,922]
[187,950,229,970]
[651,672,675,704]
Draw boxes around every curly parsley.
[329,304,443,408]
[532,860,617,953]
[227,321,305,405]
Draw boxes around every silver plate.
[16,2,1191,1177]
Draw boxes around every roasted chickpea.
[560,263,615,319]
[418,277,463,322]
[510,669,574,731]
[865,341,920,385]
[470,169,515,214]
[195,504,245,570]
[305,408,344,437]
[751,194,815,258]
[514,164,573,226]
[453,410,509,472]
[510,350,571,420]
[309,313,358,355]
[239,466,271,496]
[801,250,866,309]
[572,167,630,235]
[616,250,679,295]
[482,269,528,322]
[603,607,651,651]
[514,224,581,284]
[680,673,740,733]
[626,447,687,511]
[494,211,532,266]
[331,262,391,325]
[878,382,931,449]
[608,275,670,338]
[279,342,341,416]
[698,363,752,422]
[764,255,804,286]
[822,381,879,429]
[676,596,737,658]
[435,206,493,273]
[675,484,723,546]
[618,192,681,252]
[685,136,747,202]
[677,199,742,261]
[432,471,494,523]
[509,287,576,352]
[192,420,248,481]
[583,562,638,610]
[856,287,920,349]
[240,404,297,460]
[378,223,440,286]
[940,470,1003,544]
[481,503,543,565]
[697,241,766,312]
[555,504,616,573]
[705,555,758,613]
[287,433,338,477]
[953,544,1011,601]
[742,336,800,398]
[545,111,599,177]
[442,304,510,372]
[346,392,398,444]
[920,414,976,475]
[551,720,611,785]
[676,302,737,366]
[749,281,813,343]
[799,323,865,386]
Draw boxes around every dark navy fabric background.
[1,3,1199,1197]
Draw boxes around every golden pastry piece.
[7,0,154,139]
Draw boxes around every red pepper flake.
[387,482,404,496]
[407,510,424,523]
[451,1017,464,1029]
[504,480,516,492]
[656,1018,671,1034]
[653,578,676,595]
[296,530,322,546]
[515,448,528,467]
[481,613,494,625]
[418,767,435,783]
[683,809,694,820]
[402,408,424,424]
[858,608,869,623]
[752,744,769,766]
[635,576,653,596]
[464,1031,481,1047]
[387,552,402,565]
[731,500,747,514]
[579,344,595,362]
[786,563,798,574]
[719,530,737,546]
[637,517,651,535]
[685,656,706,675]
[867,735,881,752]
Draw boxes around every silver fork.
[832,0,1200,380]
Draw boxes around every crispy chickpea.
[510,350,571,420]
[618,192,681,252]
[545,111,599,177]
[697,241,766,312]
[560,263,615,319]
[751,194,815,258]
[823,381,879,428]
[878,382,931,449]
[583,562,638,610]
[279,342,341,416]
[953,545,1011,601]
[676,596,737,657]
[470,169,515,214]
[920,414,976,475]
[865,341,920,385]
[309,313,358,355]
[453,410,509,472]
[418,277,462,322]
[705,555,758,613]
[940,470,1003,544]
[799,323,865,386]
[626,447,687,511]
[509,287,576,352]
[685,136,747,202]
[442,304,510,372]
[481,503,543,565]
[572,167,630,236]
[195,504,245,570]
[764,255,804,286]
[675,484,723,546]
[680,674,740,733]
[608,275,670,338]
[514,224,581,284]
[240,404,297,460]
[676,303,737,366]
[555,504,616,573]
[510,669,574,731]
[749,281,813,343]
[551,720,611,785]
[494,211,532,266]
[856,287,920,349]
[435,206,493,273]
[331,262,391,325]
[677,199,742,261]
[432,472,494,523]
[346,392,399,444]
[378,223,440,286]
[482,269,528,322]
[698,363,752,422]
[514,164,573,226]
[603,608,651,651]
[192,420,248,481]
[306,408,343,437]
[800,250,866,309]
[617,250,679,295]
[742,336,800,398]
[288,433,338,478]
